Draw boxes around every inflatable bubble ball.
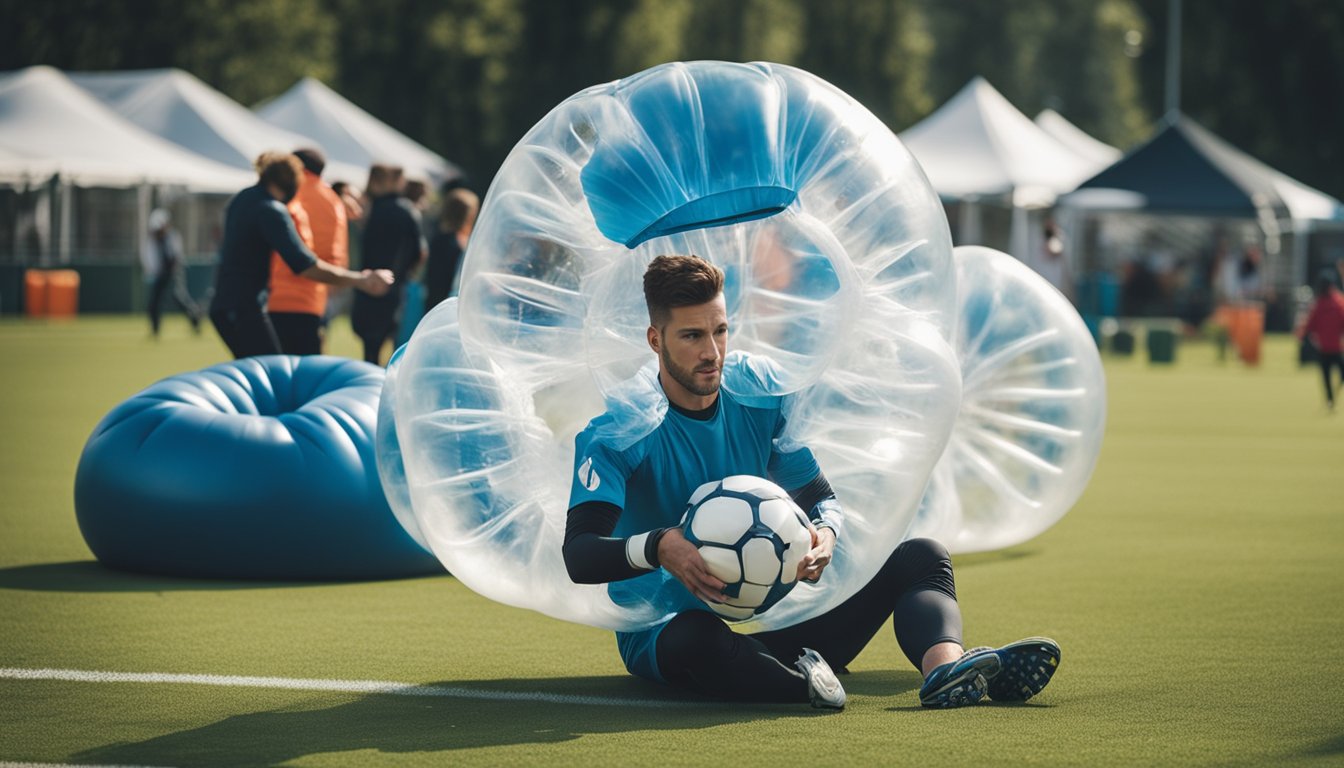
[74,355,442,580]
[378,61,1105,634]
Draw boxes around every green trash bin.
[1112,329,1135,356]
[1147,327,1177,364]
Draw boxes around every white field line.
[0,667,691,709]
[0,763,171,768]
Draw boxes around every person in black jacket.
[145,207,202,337]
[351,163,427,364]
[209,153,393,359]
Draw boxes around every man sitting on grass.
[563,253,1061,709]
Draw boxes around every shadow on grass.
[951,548,1041,569]
[0,561,447,593]
[1303,732,1344,758]
[69,675,841,767]
[840,668,921,698]
[885,699,1059,713]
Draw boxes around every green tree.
[11,0,1336,203]
[795,0,933,129]
[919,0,1150,146]
[1134,0,1344,198]
[324,0,523,187]
[612,0,697,76]
[0,0,335,105]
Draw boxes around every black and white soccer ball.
[680,475,815,621]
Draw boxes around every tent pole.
[136,184,151,310]
[1010,203,1030,263]
[1291,220,1310,288]
[58,177,73,266]
[1165,0,1183,115]
[959,199,983,245]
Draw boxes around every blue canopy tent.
[1061,113,1344,328]
[1068,113,1343,281]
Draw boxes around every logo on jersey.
[577,457,601,492]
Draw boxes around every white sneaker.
[794,647,846,709]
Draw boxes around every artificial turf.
[1,315,1341,767]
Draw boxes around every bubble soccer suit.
[379,61,1105,632]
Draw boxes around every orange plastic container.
[1227,303,1264,366]
[1240,304,1264,365]
[44,269,80,317]
[24,270,47,317]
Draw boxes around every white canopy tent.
[255,77,459,187]
[0,66,250,191]
[900,77,1100,263]
[1034,109,1123,170]
[0,66,251,270]
[70,69,369,186]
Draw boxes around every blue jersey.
[568,352,821,681]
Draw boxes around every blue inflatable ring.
[74,355,441,580]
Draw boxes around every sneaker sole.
[987,637,1060,702]
[920,652,1001,708]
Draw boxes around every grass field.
[1,315,1342,767]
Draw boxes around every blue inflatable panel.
[73,355,442,580]
[580,62,806,247]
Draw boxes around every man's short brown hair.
[440,187,480,232]
[292,147,326,176]
[255,152,302,189]
[643,254,725,327]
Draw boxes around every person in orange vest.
[266,148,350,355]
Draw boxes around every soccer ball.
[680,475,815,621]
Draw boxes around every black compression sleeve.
[563,500,648,584]
[788,471,836,518]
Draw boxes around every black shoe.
[984,637,1061,702]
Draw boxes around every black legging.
[210,307,283,359]
[654,537,963,703]
[148,262,201,335]
[1319,352,1344,405]
[269,312,324,356]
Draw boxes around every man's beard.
[661,344,720,397]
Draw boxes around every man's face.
[650,295,728,401]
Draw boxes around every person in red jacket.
[1300,273,1344,411]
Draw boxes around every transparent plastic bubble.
[377,62,1098,633]
[909,246,1106,552]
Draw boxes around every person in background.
[266,148,349,355]
[1298,272,1344,412]
[1033,219,1073,302]
[424,187,479,309]
[404,179,430,216]
[1237,243,1268,303]
[331,181,364,223]
[351,163,426,365]
[323,179,364,333]
[209,152,392,359]
[144,207,202,336]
